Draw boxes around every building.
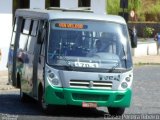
[0,0,106,70]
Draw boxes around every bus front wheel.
[108,107,125,116]
[38,86,51,114]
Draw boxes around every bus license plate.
[82,102,97,108]
[74,62,98,68]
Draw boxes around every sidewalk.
[133,55,160,64]
[0,71,15,90]
[132,38,158,57]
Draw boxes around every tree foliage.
[107,0,120,15]
[107,0,160,22]
[144,27,155,38]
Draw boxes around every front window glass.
[47,20,132,70]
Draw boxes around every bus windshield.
[47,20,132,70]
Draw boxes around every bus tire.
[20,88,29,102]
[17,73,21,88]
[19,75,29,102]
[108,107,125,116]
[38,85,51,114]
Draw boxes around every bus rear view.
[8,9,137,116]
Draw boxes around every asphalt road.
[0,65,160,120]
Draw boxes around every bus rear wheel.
[19,76,29,102]
[20,88,29,102]
[108,107,125,116]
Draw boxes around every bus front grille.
[69,80,112,90]
[72,93,109,101]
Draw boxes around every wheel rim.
[20,88,23,99]
[41,97,47,109]
[39,92,48,110]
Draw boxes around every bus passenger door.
[32,20,46,98]
[32,43,41,98]
[32,42,45,98]
[26,20,40,96]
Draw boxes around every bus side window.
[8,18,17,67]
[23,19,31,34]
[39,21,47,58]
[27,20,39,54]
[19,19,31,51]
[13,18,18,32]
[31,20,39,36]
[17,19,32,63]
[10,18,18,46]
[37,20,46,44]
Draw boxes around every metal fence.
[128,22,160,38]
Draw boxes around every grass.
[134,62,160,67]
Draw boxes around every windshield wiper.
[60,54,75,71]
[108,62,120,72]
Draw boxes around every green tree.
[144,27,155,39]
[106,0,160,21]
[129,0,141,11]
[107,0,120,15]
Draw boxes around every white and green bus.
[8,8,137,115]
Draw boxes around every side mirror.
[129,27,137,48]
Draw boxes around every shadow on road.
[0,91,106,118]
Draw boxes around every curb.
[132,55,160,65]
[0,85,15,90]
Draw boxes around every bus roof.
[15,9,126,24]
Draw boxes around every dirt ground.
[0,71,15,90]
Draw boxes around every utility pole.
[119,0,129,22]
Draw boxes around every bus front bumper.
[44,86,132,107]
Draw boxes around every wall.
[91,0,106,14]
[128,22,160,37]
[60,0,78,9]
[0,0,12,70]
[132,40,157,57]
[30,0,45,9]
[60,0,106,14]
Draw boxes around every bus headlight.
[118,73,133,90]
[125,77,130,82]
[47,72,61,87]
[121,82,128,89]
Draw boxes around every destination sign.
[55,23,88,29]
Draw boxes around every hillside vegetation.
[107,0,160,22]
